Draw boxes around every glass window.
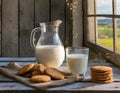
[116,0,120,14]
[97,17,113,50]
[96,0,112,14]
[84,0,120,64]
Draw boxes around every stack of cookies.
[91,66,113,84]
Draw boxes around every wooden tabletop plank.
[0,82,120,92]
[88,60,114,66]
[0,57,36,62]
[0,75,13,81]
[0,61,36,67]
[49,82,120,91]
[0,82,34,90]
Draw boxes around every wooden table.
[0,57,120,93]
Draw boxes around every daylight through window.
[84,0,120,65]
[88,0,120,52]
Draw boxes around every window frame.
[83,0,120,66]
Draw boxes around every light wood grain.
[87,17,96,43]
[87,15,120,18]
[65,0,73,47]
[0,82,34,91]
[112,0,117,52]
[34,0,50,46]
[0,57,36,62]
[2,0,18,56]
[72,0,83,47]
[35,0,49,27]
[87,0,96,43]
[19,0,34,57]
[85,41,120,67]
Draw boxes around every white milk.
[35,45,65,68]
[67,54,88,75]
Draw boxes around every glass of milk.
[66,47,89,76]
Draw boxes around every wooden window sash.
[94,0,97,44]
[83,0,120,66]
[112,0,117,52]
[87,15,120,18]
[86,0,96,43]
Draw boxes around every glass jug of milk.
[30,20,65,68]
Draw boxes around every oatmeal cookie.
[30,75,51,83]
[17,63,35,75]
[91,66,112,73]
[45,67,64,80]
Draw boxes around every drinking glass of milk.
[66,47,89,76]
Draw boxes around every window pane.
[117,18,120,52]
[97,17,113,50]
[116,0,120,15]
[96,0,112,14]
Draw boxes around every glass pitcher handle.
[30,27,41,49]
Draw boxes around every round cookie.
[32,70,41,76]
[91,71,113,75]
[91,76,113,81]
[30,75,51,83]
[28,64,38,72]
[92,79,113,84]
[17,63,35,75]
[91,66,112,73]
[91,73,113,78]
[45,67,64,80]
[23,72,32,78]
[35,64,47,74]
[29,64,47,76]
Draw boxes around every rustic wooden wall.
[0,0,83,57]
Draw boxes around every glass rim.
[66,47,89,50]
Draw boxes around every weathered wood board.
[35,0,49,27]
[0,0,83,57]
[2,0,18,56]
[19,0,34,56]
[65,0,73,47]
[72,0,83,47]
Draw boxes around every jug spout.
[40,20,62,27]
[52,20,62,26]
